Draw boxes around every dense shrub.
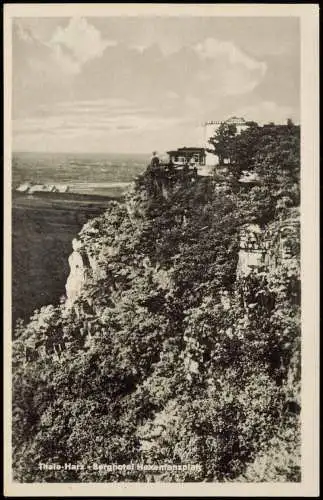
[12,122,301,482]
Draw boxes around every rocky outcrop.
[236,210,299,278]
[65,238,87,307]
[125,184,148,226]
[237,224,266,277]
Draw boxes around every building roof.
[225,116,247,125]
[204,116,248,126]
[167,147,206,155]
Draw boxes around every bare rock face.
[236,212,299,278]
[237,224,266,277]
[237,248,265,277]
[65,238,87,308]
[125,185,148,225]
[161,183,170,200]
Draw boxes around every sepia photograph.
[3,3,319,497]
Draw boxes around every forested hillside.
[12,122,301,482]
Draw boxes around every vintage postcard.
[3,3,319,497]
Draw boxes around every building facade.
[167,147,206,166]
[166,147,214,177]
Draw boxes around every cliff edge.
[12,123,301,483]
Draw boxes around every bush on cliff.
[12,122,301,482]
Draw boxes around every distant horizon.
[12,117,300,157]
[12,150,151,156]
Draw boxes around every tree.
[208,123,237,166]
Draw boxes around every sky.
[12,16,300,154]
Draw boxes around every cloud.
[13,19,97,78]
[13,20,268,115]
[195,38,266,71]
[13,106,187,140]
[16,99,293,152]
[131,44,147,54]
[194,38,267,96]
[55,98,152,113]
[30,99,158,124]
[14,20,35,42]
[14,18,61,43]
[13,18,117,83]
[13,19,79,86]
[49,17,117,66]
[50,43,81,75]
[165,91,180,100]
[184,95,201,111]
[130,40,179,57]
[233,100,296,124]
[12,18,299,153]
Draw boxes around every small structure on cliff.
[166,147,205,166]
[166,147,214,177]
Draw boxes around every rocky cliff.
[12,152,301,483]
[64,193,298,316]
